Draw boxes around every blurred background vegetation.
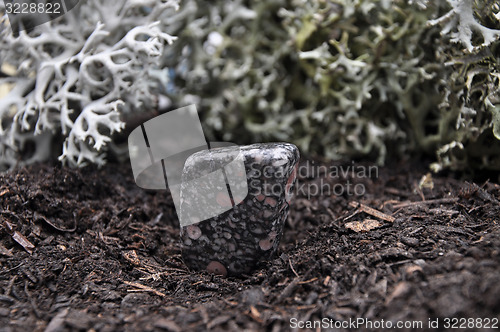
[163,0,500,174]
[1,0,499,174]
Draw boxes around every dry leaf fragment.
[12,231,35,254]
[345,219,382,232]
[1,218,35,254]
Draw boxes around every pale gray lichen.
[164,0,500,171]
[429,0,500,171]
[162,0,296,147]
[0,0,178,170]
[1,0,499,172]
[429,0,500,52]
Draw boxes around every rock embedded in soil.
[179,143,300,276]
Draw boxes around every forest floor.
[0,157,499,331]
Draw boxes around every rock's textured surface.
[180,143,299,276]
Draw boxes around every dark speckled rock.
[179,143,300,277]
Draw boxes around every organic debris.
[0,159,499,330]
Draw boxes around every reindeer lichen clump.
[0,0,179,170]
[166,0,500,171]
[1,0,499,171]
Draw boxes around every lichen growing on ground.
[165,0,500,171]
[0,0,499,172]
[0,0,178,170]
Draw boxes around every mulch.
[0,157,499,331]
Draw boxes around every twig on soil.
[296,304,318,310]
[123,280,166,297]
[248,306,263,323]
[298,277,318,284]
[123,250,189,280]
[289,258,299,278]
[336,209,359,223]
[33,212,77,232]
[276,278,300,303]
[0,214,35,254]
[139,268,189,281]
[5,275,16,296]
[392,197,459,209]
[0,262,24,275]
[348,202,395,222]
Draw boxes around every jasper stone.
[179,143,300,276]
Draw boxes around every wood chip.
[1,214,35,254]
[12,231,35,254]
[247,306,263,324]
[345,219,383,232]
[123,280,166,297]
[0,244,13,257]
[348,202,395,222]
[250,306,261,319]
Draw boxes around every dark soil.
[0,158,499,331]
